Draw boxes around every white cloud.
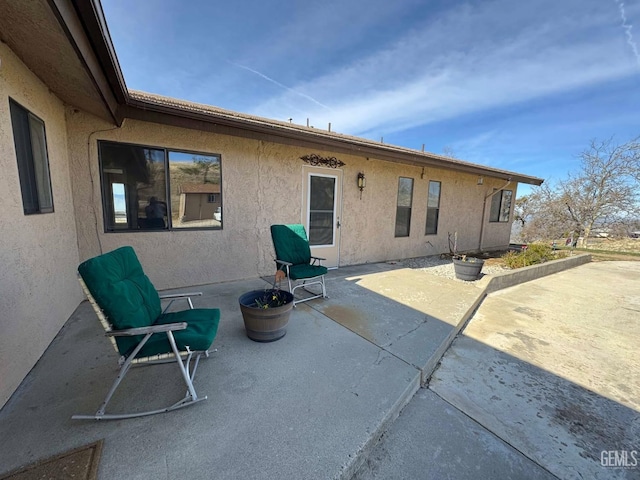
[614,0,640,66]
[249,0,638,137]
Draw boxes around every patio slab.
[430,261,640,480]
[314,265,482,382]
[0,274,421,480]
[353,388,557,480]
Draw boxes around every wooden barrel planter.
[452,257,485,281]
[239,290,294,342]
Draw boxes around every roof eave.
[125,96,544,186]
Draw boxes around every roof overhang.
[0,0,128,123]
[124,94,544,186]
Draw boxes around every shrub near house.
[502,243,566,269]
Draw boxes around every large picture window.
[98,141,222,231]
[9,99,54,215]
[395,177,414,237]
[489,189,513,222]
[425,180,441,235]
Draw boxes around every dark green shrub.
[502,243,564,269]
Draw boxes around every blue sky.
[101,0,640,197]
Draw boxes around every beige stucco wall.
[66,110,518,290]
[0,41,83,408]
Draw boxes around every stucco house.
[0,0,543,409]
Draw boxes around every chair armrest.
[159,292,203,299]
[107,322,188,337]
[275,259,293,267]
[159,292,202,312]
[311,256,326,261]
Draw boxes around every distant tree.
[178,156,219,183]
[561,136,640,243]
[516,184,573,242]
[519,136,640,244]
[442,146,457,158]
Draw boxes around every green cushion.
[289,264,328,281]
[270,224,312,266]
[78,246,219,358]
[136,308,220,358]
[78,246,161,331]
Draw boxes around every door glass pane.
[309,175,335,245]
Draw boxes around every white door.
[302,166,342,268]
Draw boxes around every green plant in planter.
[252,289,291,309]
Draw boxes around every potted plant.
[238,278,294,342]
[452,254,485,281]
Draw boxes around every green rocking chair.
[73,246,220,420]
[270,224,328,306]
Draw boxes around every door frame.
[301,166,343,269]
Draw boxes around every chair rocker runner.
[73,246,220,420]
[270,224,328,306]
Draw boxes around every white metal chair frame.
[275,257,328,307]
[73,278,211,421]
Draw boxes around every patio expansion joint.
[305,301,420,374]
[427,388,562,480]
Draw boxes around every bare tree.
[516,184,573,242]
[518,136,640,244]
[441,146,457,158]
[561,136,640,243]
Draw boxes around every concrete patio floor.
[430,261,640,480]
[0,261,481,480]
[1,258,636,479]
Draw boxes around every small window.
[425,181,441,235]
[207,194,218,203]
[9,99,54,214]
[395,177,414,237]
[489,190,513,222]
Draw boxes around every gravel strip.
[392,255,509,283]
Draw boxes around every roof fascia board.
[123,100,543,186]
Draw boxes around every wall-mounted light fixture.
[357,172,366,199]
[477,176,484,185]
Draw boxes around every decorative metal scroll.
[300,154,345,168]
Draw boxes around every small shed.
[179,183,221,222]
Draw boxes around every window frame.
[489,189,513,223]
[98,140,223,232]
[425,180,441,235]
[9,98,54,215]
[395,177,414,238]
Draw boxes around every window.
[489,189,513,222]
[395,177,414,237]
[425,181,441,235]
[9,99,54,214]
[98,141,222,231]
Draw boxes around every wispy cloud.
[614,0,640,67]
[249,0,637,136]
[225,60,332,111]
